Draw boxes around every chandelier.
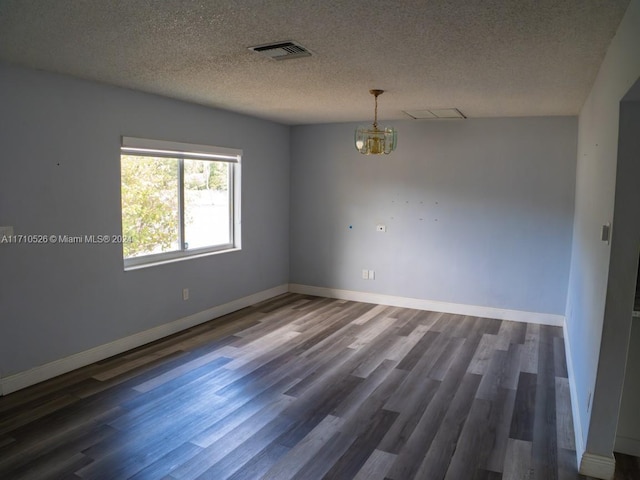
[355,89,397,155]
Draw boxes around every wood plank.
[348,316,400,349]
[532,325,559,480]
[445,386,515,479]
[321,408,399,479]
[467,333,499,375]
[260,415,343,480]
[193,413,296,480]
[222,330,302,370]
[128,442,203,480]
[474,469,504,480]
[350,327,406,378]
[378,377,440,454]
[413,373,482,480]
[352,449,397,480]
[494,320,526,351]
[276,373,362,449]
[384,322,432,363]
[167,395,295,479]
[6,451,93,480]
[509,372,537,442]
[0,394,78,436]
[476,343,521,400]
[225,441,290,480]
[352,304,392,325]
[555,377,575,450]
[0,423,118,477]
[0,294,592,480]
[132,353,232,393]
[395,330,441,372]
[503,438,533,480]
[333,360,399,419]
[385,325,486,480]
[427,336,465,380]
[557,447,583,480]
[288,430,356,480]
[483,387,518,473]
[553,336,569,378]
[443,396,493,480]
[0,435,15,448]
[520,323,540,374]
[189,377,301,448]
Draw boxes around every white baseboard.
[0,284,288,396]
[0,283,566,396]
[563,321,586,469]
[288,284,565,326]
[563,321,616,479]
[615,435,640,457]
[579,452,616,479]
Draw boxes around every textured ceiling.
[0,0,630,125]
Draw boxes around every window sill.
[124,247,241,271]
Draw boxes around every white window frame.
[121,137,242,270]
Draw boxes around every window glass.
[120,137,241,269]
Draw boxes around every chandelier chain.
[374,95,378,129]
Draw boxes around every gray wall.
[0,63,290,377]
[617,316,640,455]
[290,117,577,315]
[564,0,640,457]
[587,96,640,456]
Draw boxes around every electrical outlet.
[362,269,369,280]
[182,288,189,301]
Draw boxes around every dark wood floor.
[614,452,640,480]
[0,293,624,479]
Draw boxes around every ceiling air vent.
[248,41,312,61]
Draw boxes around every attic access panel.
[248,41,312,61]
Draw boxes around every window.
[120,137,241,269]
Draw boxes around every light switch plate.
[601,223,611,244]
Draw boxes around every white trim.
[579,452,616,479]
[124,246,241,271]
[563,320,585,468]
[288,284,565,326]
[0,284,288,396]
[564,319,616,479]
[615,435,640,457]
[121,136,242,161]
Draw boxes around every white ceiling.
[0,0,630,125]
